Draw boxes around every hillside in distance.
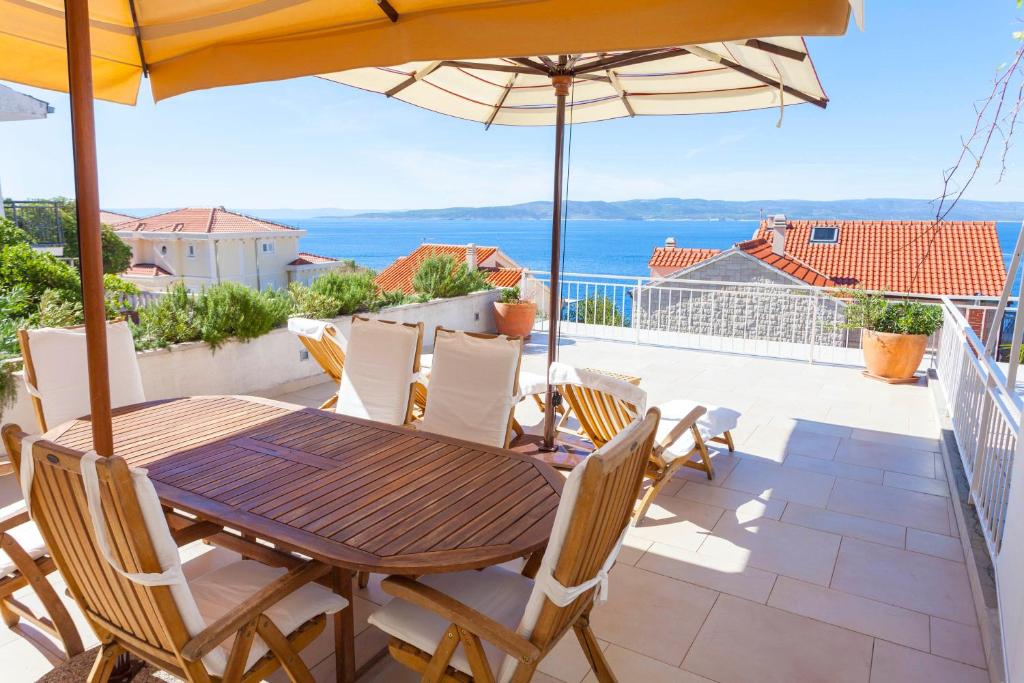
[338,197,1024,221]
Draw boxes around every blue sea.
[293,218,1022,288]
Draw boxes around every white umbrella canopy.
[321,38,827,127]
[322,39,833,451]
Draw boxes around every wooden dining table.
[45,395,564,682]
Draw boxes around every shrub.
[412,255,492,299]
[499,286,523,304]
[0,361,16,420]
[0,285,32,358]
[288,282,343,319]
[840,291,942,336]
[133,284,201,349]
[310,271,379,315]
[37,288,85,328]
[193,282,291,348]
[0,242,81,304]
[0,217,32,247]
[371,289,414,311]
[572,295,626,327]
[59,200,132,274]
[104,274,140,315]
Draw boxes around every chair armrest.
[181,560,332,662]
[654,405,708,453]
[382,575,541,664]
[0,502,30,533]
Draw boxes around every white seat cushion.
[655,399,740,460]
[517,370,547,398]
[0,517,47,578]
[368,565,533,679]
[336,318,420,425]
[188,560,349,676]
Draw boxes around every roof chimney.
[665,236,677,248]
[466,243,477,271]
[771,214,787,257]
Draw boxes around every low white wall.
[1,289,501,443]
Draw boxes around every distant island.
[331,197,1024,222]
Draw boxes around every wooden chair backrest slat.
[557,383,641,448]
[525,410,658,655]
[295,324,345,383]
[1,426,194,666]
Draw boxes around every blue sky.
[1,2,1022,211]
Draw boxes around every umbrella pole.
[541,75,571,450]
[65,0,113,457]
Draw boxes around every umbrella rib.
[385,61,442,97]
[575,48,679,74]
[127,0,148,76]
[743,39,807,61]
[375,0,399,23]
[687,46,827,108]
[607,70,635,117]
[484,74,517,130]
[441,60,539,75]
[507,57,551,74]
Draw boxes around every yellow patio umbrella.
[321,39,836,448]
[0,0,861,455]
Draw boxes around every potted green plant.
[839,291,943,383]
[493,286,537,338]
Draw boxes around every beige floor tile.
[870,640,987,683]
[536,631,606,683]
[783,452,884,484]
[721,459,835,508]
[0,636,65,682]
[582,645,715,683]
[629,496,723,551]
[769,417,853,439]
[850,429,940,453]
[906,529,963,562]
[781,501,906,548]
[698,514,841,586]
[673,452,741,486]
[674,480,786,521]
[590,564,718,665]
[767,576,930,650]
[615,536,652,566]
[342,655,421,683]
[884,471,950,497]
[930,617,987,668]
[637,541,778,603]
[827,479,950,534]
[682,594,873,683]
[830,538,976,624]
[835,439,935,477]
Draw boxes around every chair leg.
[256,615,315,683]
[723,430,735,452]
[422,625,460,682]
[318,394,338,410]
[87,641,125,683]
[573,615,616,683]
[357,571,369,589]
[694,436,715,480]
[511,418,525,441]
[0,599,17,628]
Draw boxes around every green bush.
[499,286,523,304]
[103,274,140,315]
[0,285,32,358]
[0,242,81,304]
[574,296,626,327]
[288,282,343,319]
[193,283,291,348]
[839,291,943,336]
[36,288,85,328]
[133,284,201,349]
[371,289,414,311]
[412,255,492,300]
[310,271,379,315]
[0,362,16,420]
[0,218,32,248]
[59,199,132,274]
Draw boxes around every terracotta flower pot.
[862,329,928,381]
[494,301,537,338]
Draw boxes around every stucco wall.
[1,289,501,445]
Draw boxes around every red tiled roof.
[752,220,1006,296]
[115,207,298,234]
[289,252,338,266]
[736,239,833,287]
[648,247,720,270]
[123,263,172,277]
[99,210,136,226]
[375,244,523,294]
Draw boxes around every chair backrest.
[418,328,523,448]
[18,321,145,433]
[0,426,221,675]
[548,363,647,448]
[287,317,345,383]
[498,410,659,682]
[336,317,423,426]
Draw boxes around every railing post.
[808,290,819,364]
[633,278,642,344]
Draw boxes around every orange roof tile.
[375,244,523,294]
[123,263,172,277]
[648,247,720,270]
[289,252,338,266]
[115,207,298,234]
[736,239,833,287]
[752,220,1007,296]
[99,210,136,226]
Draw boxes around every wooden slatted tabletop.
[46,395,563,575]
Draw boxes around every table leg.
[333,568,356,683]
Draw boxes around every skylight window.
[810,227,839,243]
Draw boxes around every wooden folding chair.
[2,425,349,683]
[287,318,346,410]
[416,327,524,448]
[0,460,84,660]
[549,363,709,523]
[368,409,660,683]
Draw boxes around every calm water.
[294,218,1022,287]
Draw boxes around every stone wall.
[635,252,855,347]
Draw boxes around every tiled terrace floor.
[0,336,988,682]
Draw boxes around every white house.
[112,207,344,292]
[0,85,51,222]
